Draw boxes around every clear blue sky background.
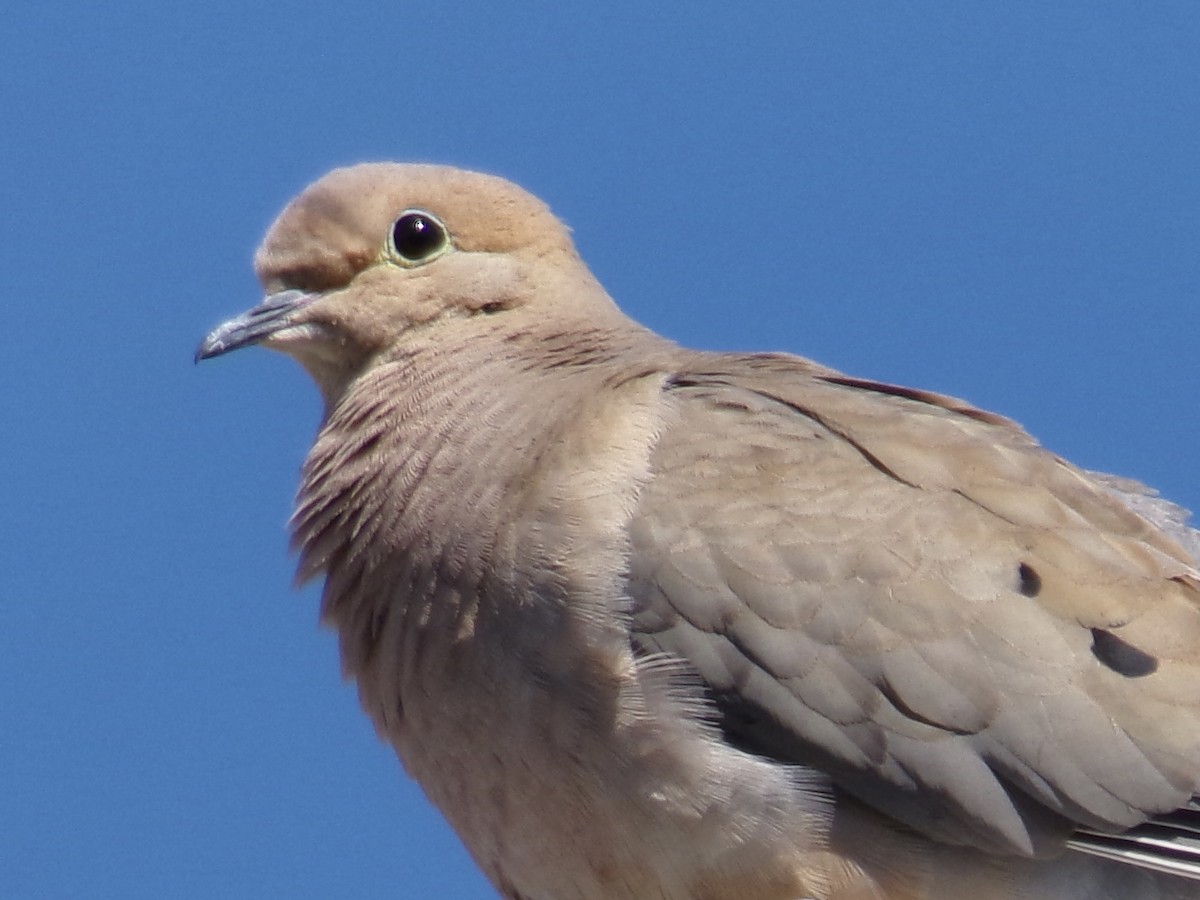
[4,3,1199,898]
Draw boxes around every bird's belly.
[385,671,835,900]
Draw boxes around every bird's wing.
[626,352,1200,859]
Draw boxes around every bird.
[198,163,1200,899]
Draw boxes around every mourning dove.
[198,163,1200,899]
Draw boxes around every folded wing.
[628,353,1200,864]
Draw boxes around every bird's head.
[197,163,613,404]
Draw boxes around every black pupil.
[393,214,443,260]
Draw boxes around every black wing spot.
[1090,628,1159,677]
[1017,562,1041,597]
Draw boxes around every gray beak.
[195,289,318,362]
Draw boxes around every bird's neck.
[292,318,676,731]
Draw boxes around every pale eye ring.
[388,210,449,264]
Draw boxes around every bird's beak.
[195,289,319,362]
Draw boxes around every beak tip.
[194,333,227,363]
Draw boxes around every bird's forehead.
[253,163,574,292]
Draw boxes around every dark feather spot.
[1017,563,1041,597]
[1090,628,1159,677]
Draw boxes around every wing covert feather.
[627,354,1200,856]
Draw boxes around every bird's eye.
[388,210,449,265]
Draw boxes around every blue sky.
[4,3,1199,898]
